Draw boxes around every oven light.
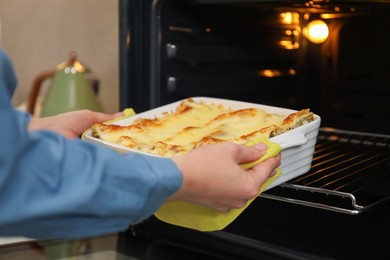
[303,20,329,44]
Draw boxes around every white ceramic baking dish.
[83,97,321,191]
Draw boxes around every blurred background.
[0,0,119,114]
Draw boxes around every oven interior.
[120,0,390,134]
[118,0,390,259]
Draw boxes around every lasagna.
[91,98,314,157]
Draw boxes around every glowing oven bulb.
[304,20,329,44]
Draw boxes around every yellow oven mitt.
[154,136,282,231]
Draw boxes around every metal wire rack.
[261,128,390,214]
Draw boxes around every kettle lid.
[56,51,90,73]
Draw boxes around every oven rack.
[261,128,390,215]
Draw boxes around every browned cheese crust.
[91,98,314,157]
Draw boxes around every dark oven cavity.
[119,0,390,134]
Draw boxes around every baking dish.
[83,96,321,191]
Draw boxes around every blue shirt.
[0,49,182,240]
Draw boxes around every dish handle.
[274,134,308,150]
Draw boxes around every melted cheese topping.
[163,108,285,145]
[92,98,314,157]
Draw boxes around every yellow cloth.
[154,137,282,231]
[104,108,136,124]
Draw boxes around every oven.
[116,0,390,259]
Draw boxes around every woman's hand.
[28,110,123,138]
[170,142,281,212]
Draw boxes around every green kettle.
[27,51,103,117]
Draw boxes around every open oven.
[116,0,390,259]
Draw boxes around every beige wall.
[0,0,119,114]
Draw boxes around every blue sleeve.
[0,49,183,240]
